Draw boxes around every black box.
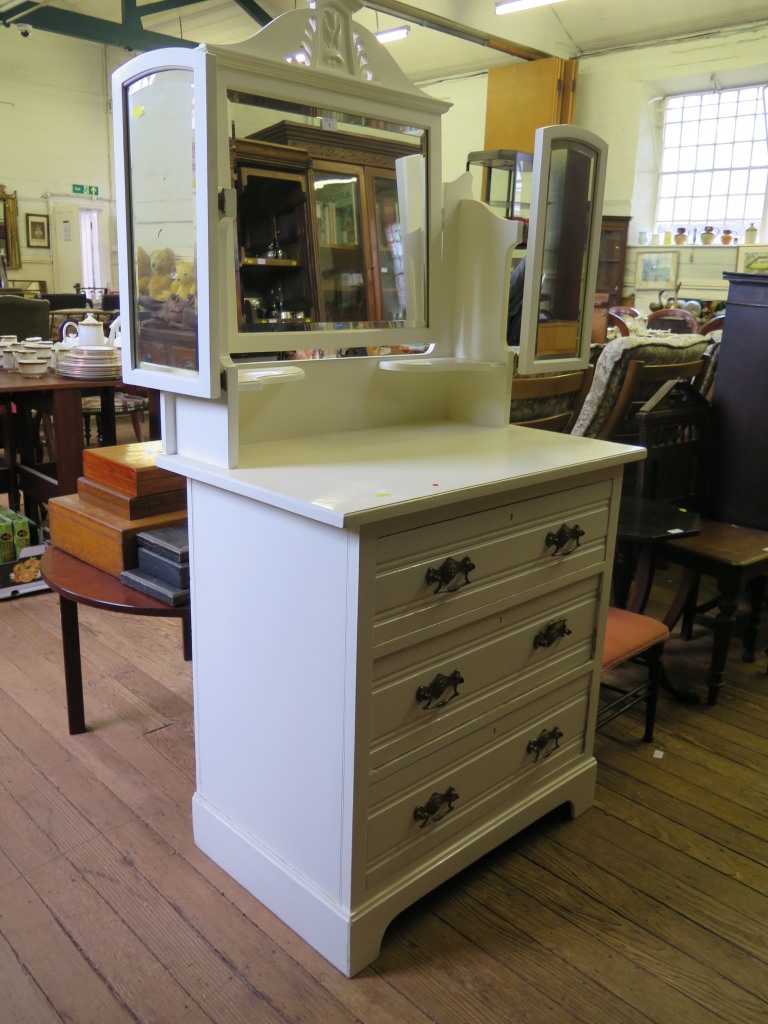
[120,567,190,606]
[138,546,190,589]
[136,523,189,563]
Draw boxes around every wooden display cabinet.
[233,139,317,331]
[247,121,420,325]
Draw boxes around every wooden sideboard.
[711,271,768,530]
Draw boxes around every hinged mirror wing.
[515,125,607,375]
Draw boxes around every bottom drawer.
[365,674,589,887]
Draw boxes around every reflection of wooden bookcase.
[591,216,631,342]
[596,216,631,308]
[233,139,318,329]
[245,121,420,323]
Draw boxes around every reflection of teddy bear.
[148,247,176,301]
[136,246,151,295]
[172,260,196,302]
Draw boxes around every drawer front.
[374,479,612,647]
[370,575,599,773]
[365,679,589,887]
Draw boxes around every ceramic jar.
[721,229,734,245]
[674,227,688,245]
[745,224,758,245]
[701,227,718,245]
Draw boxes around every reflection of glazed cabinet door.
[236,158,318,329]
[367,170,406,321]
[312,161,371,323]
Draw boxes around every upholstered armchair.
[571,333,709,442]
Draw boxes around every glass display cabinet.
[110,0,633,980]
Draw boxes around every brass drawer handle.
[415,669,463,710]
[425,555,475,594]
[413,786,460,828]
[545,523,585,557]
[533,618,572,649]
[526,726,564,762]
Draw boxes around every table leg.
[181,607,192,662]
[59,595,87,734]
[706,586,739,706]
[51,388,85,494]
[98,387,117,447]
[742,575,767,663]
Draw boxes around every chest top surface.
[158,422,642,527]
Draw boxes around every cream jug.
[59,312,106,346]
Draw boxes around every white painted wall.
[0,28,126,292]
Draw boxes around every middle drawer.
[370,574,600,775]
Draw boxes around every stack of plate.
[56,345,121,380]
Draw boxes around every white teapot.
[60,311,106,347]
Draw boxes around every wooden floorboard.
[1,553,767,1022]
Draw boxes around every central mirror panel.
[228,89,427,350]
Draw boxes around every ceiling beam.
[362,0,550,61]
[1,0,272,51]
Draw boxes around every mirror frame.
[516,125,607,375]
[0,184,21,271]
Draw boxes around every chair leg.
[129,410,144,442]
[643,646,664,742]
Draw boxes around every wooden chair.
[571,334,708,444]
[700,312,725,335]
[609,305,641,319]
[597,606,669,742]
[646,307,698,333]
[606,311,630,336]
[82,389,149,446]
[629,381,768,706]
[509,365,594,432]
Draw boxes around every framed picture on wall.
[736,244,768,273]
[634,250,679,289]
[26,213,50,249]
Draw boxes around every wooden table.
[0,367,120,517]
[41,547,192,735]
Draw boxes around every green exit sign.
[72,184,99,196]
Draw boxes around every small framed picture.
[634,250,679,289]
[736,244,768,273]
[26,213,50,249]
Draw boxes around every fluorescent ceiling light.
[496,0,566,14]
[375,25,410,43]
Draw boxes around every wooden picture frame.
[736,244,768,273]
[26,213,50,249]
[634,249,679,289]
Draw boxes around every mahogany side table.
[41,546,191,734]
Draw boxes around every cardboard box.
[0,544,49,600]
[82,441,186,497]
[48,493,188,577]
[0,506,41,559]
[77,476,187,521]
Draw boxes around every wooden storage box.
[77,476,187,520]
[82,441,186,497]
[48,494,187,577]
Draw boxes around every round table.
[41,546,191,734]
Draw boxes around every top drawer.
[374,478,613,647]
